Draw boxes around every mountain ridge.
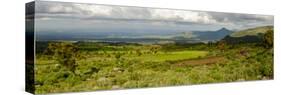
[222,25,273,44]
[192,27,233,41]
[230,26,273,37]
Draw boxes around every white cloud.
[73,3,113,16]
[150,9,217,24]
[35,1,219,24]
[35,1,273,30]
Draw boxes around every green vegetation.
[222,26,273,44]
[43,42,81,73]
[230,26,273,37]
[134,50,208,62]
[34,26,274,94]
[263,29,273,48]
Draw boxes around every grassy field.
[131,50,208,62]
[33,42,273,94]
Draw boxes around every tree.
[217,40,226,52]
[114,51,125,65]
[44,42,81,73]
[136,49,142,56]
[263,29,273,48]
[150,45,161,54]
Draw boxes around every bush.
[263,30,273,48]
[44,42,82,73]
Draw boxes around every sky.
[31,1,274,33]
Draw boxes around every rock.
[112,85,121,89]
[237,78,245,82]
[113,67,124,72]
[113,67,120,71]
[262,76,268,80]
[97,77,107,82]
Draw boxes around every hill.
[222,26,273,44]
[230,26,273,37]
[192,27,233,41]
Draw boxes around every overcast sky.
[33,1,274,33]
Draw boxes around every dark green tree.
[217,40,226,52]
[136,49,143,56]
[45,42,81,73]
[150,45,161,54]
[263,29,273,48]
[114,51,125,65]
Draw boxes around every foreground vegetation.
[31,30,274,94]
[33,30,273,94]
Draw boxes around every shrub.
[263,29,273,48]
[44,42,82,73]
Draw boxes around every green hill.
[230,26,273,37]
[222,25,273,44]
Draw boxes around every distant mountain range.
[222,26,273,44]
[36,27,234,43]
[36,26,273,44]
[192,27,233,41]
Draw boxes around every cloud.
[34,1,273,30]
[207,12,273,28]
[35,1,217,25]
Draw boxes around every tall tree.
[263,29,273,48]
[217,40,226,52]
[45,42,81,73]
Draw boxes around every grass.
[33,42,273,94]
[134,50,208,62]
